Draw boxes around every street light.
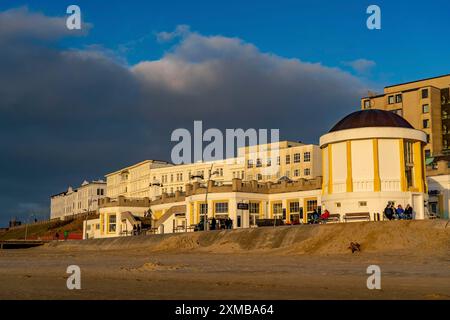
[193,164,219,232]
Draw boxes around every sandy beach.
[0,220,449,300]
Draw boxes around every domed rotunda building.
[320,109,427,220]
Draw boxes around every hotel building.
[50,180,106,220]
[104,141,321,200]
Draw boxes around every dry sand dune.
[0,220,449,300]
[50,219,450,255]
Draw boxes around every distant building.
[361,73,450,159]
[104,141,321,200]
[50,180,106,220]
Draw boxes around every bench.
[174,226,186,233]
[323,214,341,223]
[318,213,340,224]
[343,212,370,222]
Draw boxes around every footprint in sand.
[121,262,185,272]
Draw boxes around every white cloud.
[342,58,376,75]
[155,24,190,42]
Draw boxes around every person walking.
[63,230,69,241]
[211,217,216,230]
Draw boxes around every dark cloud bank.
[0,7,369,225]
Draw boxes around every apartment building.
[50,180,107,220]
[361,74,450,159]
[104,141,322,201]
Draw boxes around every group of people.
[210,217,233,230]
[384,203,413,220]
[309,209,330,224]
[197,217,233,231]
[54,230,69,241]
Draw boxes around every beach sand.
[0,220,449,300]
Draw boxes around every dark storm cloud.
[0,10,370,225]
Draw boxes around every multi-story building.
[361,74,450,159]
[50,180,107,220]
[104,141,321,201]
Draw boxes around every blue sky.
[2,0,450,87]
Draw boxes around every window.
[247,159,253,168]
[306,200,318,212]
[170,174,174,182]
[395,94,402,103]
[422,104,429,113]
[276,156,281,166]
[215,202,228,214]
[425,149,431,158]
[422,89,429,99]
[96,224,100,230]
[358,201,367,207]
[266,158,272,167]
[363,100,371,109]
[304,168,311,176]
[249,202,260,214]
[423,119,430,128]
[108,214,116,233]
[426,134,430,143]
[404,141,414,188]
[336,202,341,208]
[257,173,263,180]
[272,203,283,217]
[388,95,394,104]
[256,158,262,167]
[294,153,301,163]
[285,155,291,164]
[303,152,311,162]
[391,109,403,116]
[294,169,300,177]
[199,203,208,217]
[289,201,300,213]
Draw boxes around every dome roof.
[329,109,414,132]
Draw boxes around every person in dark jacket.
[384,203,394,220]
[404,204,413,220]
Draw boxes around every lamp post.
[202,164,219,231]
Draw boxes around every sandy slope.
[0,220,449,300]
